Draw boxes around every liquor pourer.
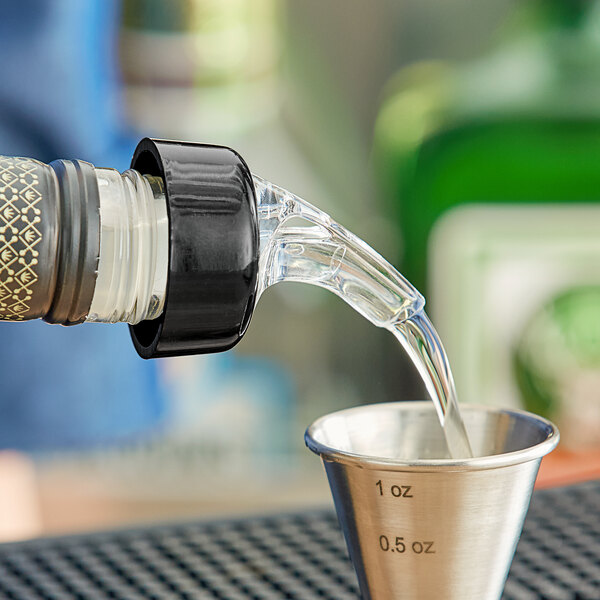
[0,139,259,357]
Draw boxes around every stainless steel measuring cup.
[305,401,559,600]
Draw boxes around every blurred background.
[0,0,599,541]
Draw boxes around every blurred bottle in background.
[120,0,280,141]
[0,0,165,453]
[0,0,166,538]
[374,0,600,457]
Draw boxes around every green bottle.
[374,0,600,442]
[375,0,600,292]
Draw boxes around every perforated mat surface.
[0,480,597,599]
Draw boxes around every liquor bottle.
[0,138,258,359]
[375,0,600,292]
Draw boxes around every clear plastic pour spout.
[253,175,473,459]
[253,175,425,325]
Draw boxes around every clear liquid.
[254,176,473,459]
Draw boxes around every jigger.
[305,402,559,600]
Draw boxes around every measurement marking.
[379,535,435,555]
[376,480,414,498]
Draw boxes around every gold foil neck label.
[0,157,42,320]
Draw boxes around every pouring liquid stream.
[254,176,473,459]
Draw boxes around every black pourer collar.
[129,138,259,359]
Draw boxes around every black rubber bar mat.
[0,480,597,599]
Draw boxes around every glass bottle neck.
[86,167,168,324]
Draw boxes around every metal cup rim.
[304,401,559,472]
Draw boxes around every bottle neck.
[87,167,168,324]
